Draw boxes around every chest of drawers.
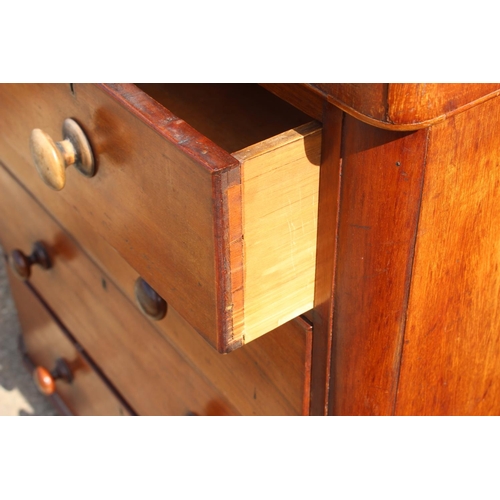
[2,83,500,415]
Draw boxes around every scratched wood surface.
[395,95,500,415]
[328,115,428,415]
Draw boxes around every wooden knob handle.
[33,366,56,395]
[33,358,73,395]
[10,241,51,280]
[30,118,95,190]
[134,277,167,320]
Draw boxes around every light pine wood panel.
[233,122,321,343]
[395,95,500,415]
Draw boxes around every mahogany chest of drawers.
[2,83,500,415]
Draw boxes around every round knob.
[134,277,167,320]
[33,358,73,395]
[10,241,51,280]
[30,118,95,191]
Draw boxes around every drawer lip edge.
[97,83,240,174]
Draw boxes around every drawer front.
[0,165,236,416]
[6,272,131,416]
[0,162,312,415]
[57,210,314,416]
[0,83,321,352]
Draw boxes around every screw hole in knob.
[33,358,73,395]
[10,241,52,280]
[30,118,95,191]
[134,277,167,321]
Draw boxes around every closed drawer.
[0,83,321,352]
[0,164,236,415]
[51,199,314,415]
[0,162,313,415]
[6,271,132,416]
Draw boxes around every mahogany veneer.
[0,83,320,353]
[1,83,500,415]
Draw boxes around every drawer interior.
[135,83,314,153]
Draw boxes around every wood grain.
[309,103,343,415]
[0,162,313,415]
[313,84,388,121]
[233,122,321,343]
[0,83,225,348]
[84,212,314,415]
[288,84,500,131]
[43,182,314,415]
[136,83,313,152]
[386,83,500,126]
[329,116,428,415]
[395,95,500,415]
[130,84,321,348]
[7,272,132,416]
[0,164,237,416]
[0,83,320,352]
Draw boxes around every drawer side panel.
[233,123,321,344]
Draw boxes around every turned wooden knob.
[33,358,73,395]
[134,277,167,320]
[10,241,51,280]
[30,118,95,191]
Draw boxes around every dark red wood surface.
[328,116,428,415]
[395,94,500,415]
[310,103,343,415]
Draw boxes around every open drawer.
[0,83,321,352]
